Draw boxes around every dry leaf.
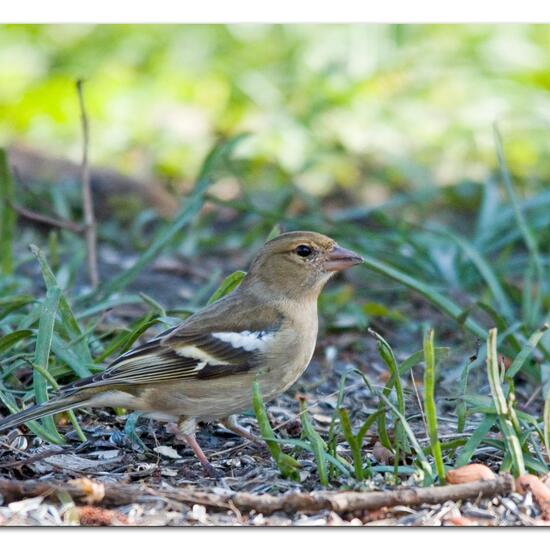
[372,441,394,465]
[446,464,496,484]
[78,506,128,526]
[515,474,550,519]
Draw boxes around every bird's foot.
[166,421,221,478]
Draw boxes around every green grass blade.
[0,330,33,354]
[359,255,486,338]
[422,329,446,484]
[0,389,63,443]
[369,329,410,454]
[124,412,148,451]
[264,437,352,477]
[207,271,246,304]
[506,323,549,379]
[76,295,143,320]
[494,127,542,269]
[523,455,550,475]
[355,369,433,484]
[299,398,328,486]
[89,135,247,302]
[327,371,351,480]
[398,347,450,377]
[252,380,300,479]
[476,188,550,251]
[494,126,546,328]
[544,386,550,461]
[29,363,86,441]
[252,381,281,461]
[27,286,87,442]
[32,285,63,441]
[50,335,95,378]
[455,416,497,467]
[356,410,382,448]
[91,182,208,300]
[0,148,15,276]
[486,328,525,476]
[338,408,365,481]
[439,228,515,323]
[139,292,167,317]
[474,177,500,245]
[0,296,35,322]
[93,316,160,364]
[30,244,92,374]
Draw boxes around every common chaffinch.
[0,231,363,476]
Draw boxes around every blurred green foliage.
[2,24,550,198]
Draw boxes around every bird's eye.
[295,245,312,257]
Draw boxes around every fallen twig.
[8,199,83,234]
[0,474,514,514]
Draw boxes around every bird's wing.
[61,299,284,393]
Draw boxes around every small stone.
[153,446,181,459]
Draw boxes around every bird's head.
[245,231,363,300]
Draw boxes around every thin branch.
[76,79,99,288]
[9,199,83,233]
[0,475,515,514]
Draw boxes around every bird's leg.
[166,418,219,478]
[220,415,262,444]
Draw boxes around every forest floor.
[1,146,549,526]
[0,243,546,526]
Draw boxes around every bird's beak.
[324,244,364,272]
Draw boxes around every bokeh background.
[2,24,550,200]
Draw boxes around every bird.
[0,231,363,476]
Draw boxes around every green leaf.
[495,126,546,330]
[0,295,35,316]
[0,149,15,276]
[264,437,352,477]
[207,271,246,305]
[266,225,282,241]
[338,408,365,481]
[355,369,433,485]
[0,389,63,444]
[422,329,446,484]
[486,328,525,476]
[507,323,549,379]
[369,328,409,454]
[30,244,93,374]
[32,285,63,442]
[439,228,515,323]
[455,415,497,467]
[299,398,328,486]
[0,330,33,354]
[252,380,300,480]
[360,254,486,339]
[124,412,148,450]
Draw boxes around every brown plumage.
[0,231,363,476]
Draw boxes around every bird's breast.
[258,304,318,398]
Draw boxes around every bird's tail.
[0,394,88,433]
